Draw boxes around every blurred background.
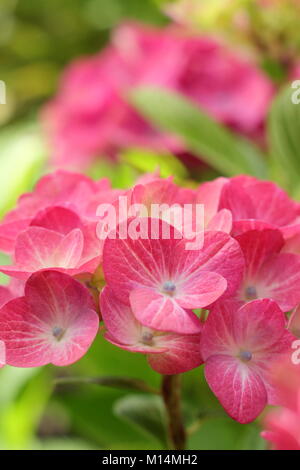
[0,0,300,450]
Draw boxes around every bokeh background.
[0,0,299,450]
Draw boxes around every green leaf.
[88,160,137,189]
[268,85,300,195]
[0,367,52,449]
[187,417,263,450]
[121,147,188,181]
[130,86,267,178]
[113,394,167,447]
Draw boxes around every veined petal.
[205,354,267,423]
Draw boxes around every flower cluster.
[0,170,299,426]
[42,22,274,169]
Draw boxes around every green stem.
[161,374,186,450]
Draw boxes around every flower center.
[141,329,154,345]
[52,326,65,341]
[162,280,176,296]
[239,350,252,362]
[245,285,257,300]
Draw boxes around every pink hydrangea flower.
[100,286,202,374]
[103,218,244,334]
[43,23,274,169]
[218,176,299,232]
[0,205,103,279]
[201,299,295,423]
[262,361,300,450]
[0,270,99,367]
[195,177,232,232]
[0,170,119,254]
[235,228,300,311]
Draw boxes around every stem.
[161,374,186,450]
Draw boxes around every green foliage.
[131,87,267,178]
[0,123,46,218]
[268,84,300,197]
[114,394,167,448]
[121,147,188,182]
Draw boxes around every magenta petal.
[148,333,202,374]
[205,354,267,423]
[258,253,300,311]
[236,228,284,278]
[100,286,141,346]
[233,299,287,351]
[130,288,202,334]
[0,285,15,308]
[232,219,276,237]
[201,300,239,360]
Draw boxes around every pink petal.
[219,179,255,220]
[207,209,232,233]
[0,285,15,308]
[31,206,82,234]
[257,253,300,311]
[100,286,142,346]
[0,227,84,278]
[231,219,276,237]
[0,219,31,254]
[0,340,5,368]
[233,299,287,352]
[235,229,284,279]
[245,180,298,227]
[176,271,227,309]
[100,287,202,373]
[205,354,267,423]
[196,177,228,225]
[148,333,202,374]
[192,230,244,297]
[130,287,202,334]
[201,300,240,360]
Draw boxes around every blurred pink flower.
[43,23,274,169]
